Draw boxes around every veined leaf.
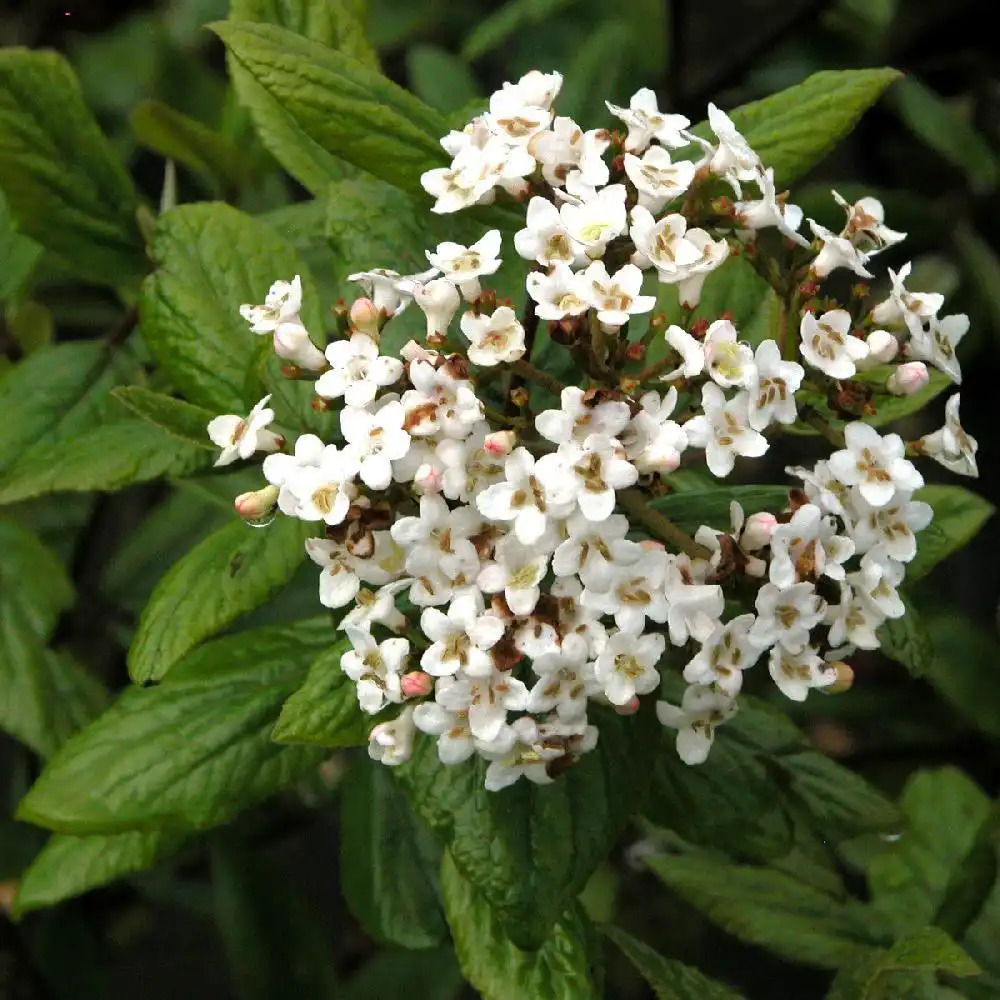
[649,485,790,533]
[111,386,217,449]
[906,485,993,583]
[0,185,42,302]
[878,593,934,676]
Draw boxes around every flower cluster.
[210,71,978,790]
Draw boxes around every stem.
[637,353,680,385]
[778,296,796,362]
[510,359,566,396]
[799,407,846,448]
[617,488,711,559]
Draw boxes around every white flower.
[664,560,725,646]
[368,706,415,766]
[606,88,690,152]
[552,512,642,591]
[240,275,302,332]
[623,146,696,212]
[348,267,436,316]
[799,309,870,379]
[341,401,412,491]
[661,325,706,380]
[808,220,873,279]
[262,433,325,516]
[827,422,924,508]
[402,360,484,439]
[746,339,804,431]
[870,262,944,337]
[705,103,761,194]
[832,190,905,253]
[657,684,737,764]
[316,334,403,407]
[672,228,730,307]
[482,716,562,791]
[477,536,550,616]
[849,551,906,621]
[702,319,755,388]
[594,629,665,706]
[390,494,482,580]
[918,393,978,477]
[414,699,512,765]
[735,167,808,246]
[785,459,855,519]
[535,386,631,445]
[750,582,826,653]
[629,208,702,275]
[769,504,855,589]
[419,593,505,678]
[439,669,530,742]
[555,433,639,520]
[825,583,884,650]
[581,548,670,633]
[514,197,588,267]
[484,83,553,145]
[683,614,762,697]
[683,383,768,478]
[528,651,599,720]
[460,305,526,366]
[560,184,628,253]
[623,389,688,474]
[845,488,933,562]
[421,146,497,214]
[476,446,575,544]
[342,627,409,714]
[509,69,563,109]
[426,230,502,301]
[693,501,771,579]
[865,329,900,366]
[272,321,327,371]
[768,646,837,702]
[907,313,967,384]
[282,444,359,524]
[530,117,610,190]
[436,429,506,502]
[338,578,409,633]
[207,395,283,467]
[579,261,656,327]
[412,278,461,338]
[526,262,590,321]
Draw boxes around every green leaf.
[0,416,215,506]
[906,486,993,583]
[340,759,447,948]
[441,851,602,1000]
[0,48,145,284]
[271,640,372,747]
[0,186,42,302]
[878,593,934,676]
[648,853,886,969]
[603,925,747,1000]
[889,77,999,194]
[130,99,248,193]
[141,201,323,416]
[398,706,654,949]
[128,516,310,684]
[649,485,789,533]
[460,0,577,61]
[339,947,462,1000]
[690,69,902,187]
[111,386,218,449]
[213,20,448,197]
[406,45,480,113]
[17,620,332,834]
[16,829,185,914]
[827,927,980,1000]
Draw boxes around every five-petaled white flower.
[240,275,302,332]
[316,334,403,407]
[683,614,762,697]
[657,684,737,764]
[579,261,657,327]
[827,422,923,508]
[799,308,870,379]
[419,594,506,678]
[683,383,768,478]
[342,401,412,491]
[208,395,283,467]
[526,262,590,320]
[560,184,628,253]
[514,197,588,267]
[918,393,978,478]
[624,146,697,212]
[594,630,665,705]
[768,646,837,702]
[426,230,503,301]
[606,88,690,152]
[342,627,409,714]
[460,306,527,366]
[747,339,804,430]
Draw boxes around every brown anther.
[491,637,523,672]
[442,354,471,381]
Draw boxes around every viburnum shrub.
[211,71,977,787]
[3,18,994,997]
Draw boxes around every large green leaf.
[16,829,185,914]
[271,640,371,747]
[340,759,447,948]
[140,201,324,416]
[691,69,902,186]
[0,185,41,302]
[213,21,448,197]
[826,927,980,1000]
[17,620,333,834]
[603,925,747,1000]
[906,486,993,583]
[442,851,602,1000]
[111,386,218,449]
[0,416,215,506]
[648,853,888,969]
[128,515,311,684]
[398,706,655,949]
[0,48,145,284]
[878,593,934,676]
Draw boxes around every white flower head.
[560,184,628,253]
[460,305,526,366]
[552,512,643,591]
[702,319,755,389]
[514,197,588,267]
[769,503,855,589]
[342,627,409,714]
[282,444,359,525]
[240,275,302,333]
[832,190,906,254]
[683,614,762,697]
[629,208,702,276]
[623,146,697,212]
[768,645,837,702]
[827,422,924,508]
[368,706,415,766]
[341,401,412,491]
[484,83,553,146]
[623,389,688,474]
[526,262,589,321]
[606,88,690,152]
[419,593,505,678]
[918,393,978,477]
[476,536,550,616]
[735,167,808,246]
[907,312,967,384]
[845,488,933,562]
[683,383,768,478]
[750,582,826,653]
[808,220,873,279]
[799,309,870,379]
[426,230,502,301]
[870,262,944,338]
[535,385,631,446]
[207,395,283,467]
[705,103,762,195]
[555,433,639,521]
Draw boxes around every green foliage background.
[1,0,1000,997]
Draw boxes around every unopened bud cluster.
[208,71,978,789]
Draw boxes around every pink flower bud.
[401,671,433,699]
[349,297,381,338]
[484,430,517,457]
[865,329,899,364]
[887,361,929,396]
[234,485,279,526]
[413,463,443,494]
[614,696,641,716]
[741,511,778,550]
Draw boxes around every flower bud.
[509,386,530,408]
[412,278,460,338]
[273,321,327,371]
[234,485,279,527]
[625,343,646,362]
[741,511,778,551]
[401,671,434,699]
[865,328,899,365]
[349,297,381,339]
[822,662,855,694]
[886,361,929,396]
[484,431,517,457]
[413,462,443,494]
[614,695,641,716]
